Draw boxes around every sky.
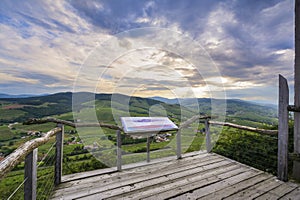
[0,0,295,104]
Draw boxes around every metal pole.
[117,130,122,171]
[205,119,212,153]
[176,130,182,159]
[147,136,150,162]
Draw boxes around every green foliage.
[63,157,107,175]
[0,148,57,200]
[0,108,26,122]
[0,125,16,141]
[15,122,56,132]
[118,134,147,145]
[0,92,73,123]
[213,127,279,175]
[0,169,24,199]
[66,145,88,156]
[185,133,206,153]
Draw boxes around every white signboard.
[120,117,178,134]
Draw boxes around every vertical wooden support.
[278,75,289,182]
[146,136,150,163]
[24,148,37,200]
[205,119,212,153]
[294,0,300,181]
[176,130,182,159]
[116,130,122,171]
[55,124,64,185]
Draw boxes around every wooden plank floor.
[50,152,300,200]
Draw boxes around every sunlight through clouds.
[0,0,294,103]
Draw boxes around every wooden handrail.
[24,118,122,130]
[24,116,278,135]
[177,115,277,135]
[209,121,278,135]
[1,116,278,180]
[0,114,280,198]
[0,127,61,180]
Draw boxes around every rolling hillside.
[0,92,281,199]
[152,96,278,127]
[0,92,277,127]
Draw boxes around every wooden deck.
[50,152,300,200]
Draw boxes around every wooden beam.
[208,121,278,135]
[24,117,122,130]
[278,74,289,182]
[294,0,300,181]
[0,127,61,180]
[24,148,37,200]
[288,105,300,112]
[290,153,300,162]
[55,124,64,185]
[25,115,213,132]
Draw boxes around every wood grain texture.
[49,153,300,200]
[278,75,289,181]
[24,117,122,130]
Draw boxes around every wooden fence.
[0,115,281,199]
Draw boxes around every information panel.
[120,117,178,134]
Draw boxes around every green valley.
[0,92,281,199]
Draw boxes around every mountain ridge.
[0,93,49,99]
[0,92,278,126]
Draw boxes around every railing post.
[55,124,64,185]
[278,75,289,181]
[24,148,37,200]
[146,136,150,162]
[116,130,122,171]
[294,0,300,182]
[176,130,182,159]
[205,118,212,153]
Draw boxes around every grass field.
[0,108,26,122]
[0,125,16,141]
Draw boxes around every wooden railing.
[0,116,280,199]
[0,127,61,179]
[278,74,300,182]
[0,125,62,200]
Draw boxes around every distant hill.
[0,92,190,123]
[0,93,48,98]
[151,96,278,126]
[151,96,179,104]
[0,92,278,127]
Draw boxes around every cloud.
[0,72,38,84]
[0,0,295,103]
[0,0,108,93]
[193,0,294,94]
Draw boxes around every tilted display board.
[120,117,178,135]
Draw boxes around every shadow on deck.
[50,152,300,200]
